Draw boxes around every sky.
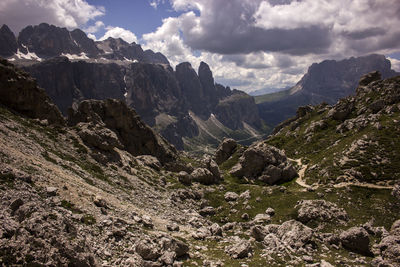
[1,0,400,93]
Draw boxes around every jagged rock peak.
[0,24,17,57]
[0,58,65,125]
[68,98,177,164]
[17,23,101,58]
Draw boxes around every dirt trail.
[289,157,394,190]
[289,158,311,188]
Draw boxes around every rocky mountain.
[1,61,399,266]
[257,54,398,128]
[0,23,264,151]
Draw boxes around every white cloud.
[0,0,105,33]
[388,57,400,72]
[84,20,104,34]
[140,0,400,92]
[99,26,138,44]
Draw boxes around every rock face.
[258,54,398,128]
[68,99,177,164]
[0,58,64,125]
[0,25,17,57]
[230,141,297,184]
[296,200,349,224]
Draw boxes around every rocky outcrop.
[374,219,400,266]
[258,54,398,128]
[0,58,64,125]
[230,141,297,184]
[296,200,349,224]
[0,25,17,57]
[68,99,177,164]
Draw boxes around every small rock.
[265,207,275,216]
[224,192,239,202]
[241,213,249,220]
[166,223,180,232]
[46,186,58,197]
[199,206,215,217]
[177,171,192,186]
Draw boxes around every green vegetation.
[254,89,290,104]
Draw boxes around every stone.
[46,187,58,197]
[136,155,161,171]
[225,239,252,259]
[224,192,239,202]
[166,223,180,232]
[239,190,251,200]
[215,138,237,164]
[177,171,192,186]
[191,168,216,185]
[142,215,154,229]
[192,227,212,240]
[265,208,275,216]
[340,227,371,255]
[276,220,313,250]
[136,239,161,261]
[295,200,348,224]
[209,223,223,236]
[199,206,216,217]
[230,141,297,184]
[241,213,249,220]
[9,198,24,212]
[93,196,108,208]
[252,214,271,224]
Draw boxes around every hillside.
[1,59,400,266]
[257,54,398,128]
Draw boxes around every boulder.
[225,239,252,259]
[276,220,313,250]
[375,219,400,265]
[339,227,371,255]
[230,141,297,184]
[77,122,123,151]
[191,168,216,185]
[224,192,239,202]
[295,200,348,224]
[136,155,161,171]
[209,223,223,236]
[135,239,161,261]
[214,138,237,164]
[177,171,192,186]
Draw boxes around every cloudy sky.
[1,0,400,93]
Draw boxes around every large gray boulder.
[230,141,297,184]
[225,238,252,259]
[295,200,348,224]
[340,227,371,255]
[215,138,237,164]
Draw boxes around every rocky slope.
[257,54,398,128]
[267,71,400,187]
[0,23,264,151]
[1,59,400,266]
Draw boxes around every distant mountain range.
[0,23,264,151]
[256,54,399,127]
